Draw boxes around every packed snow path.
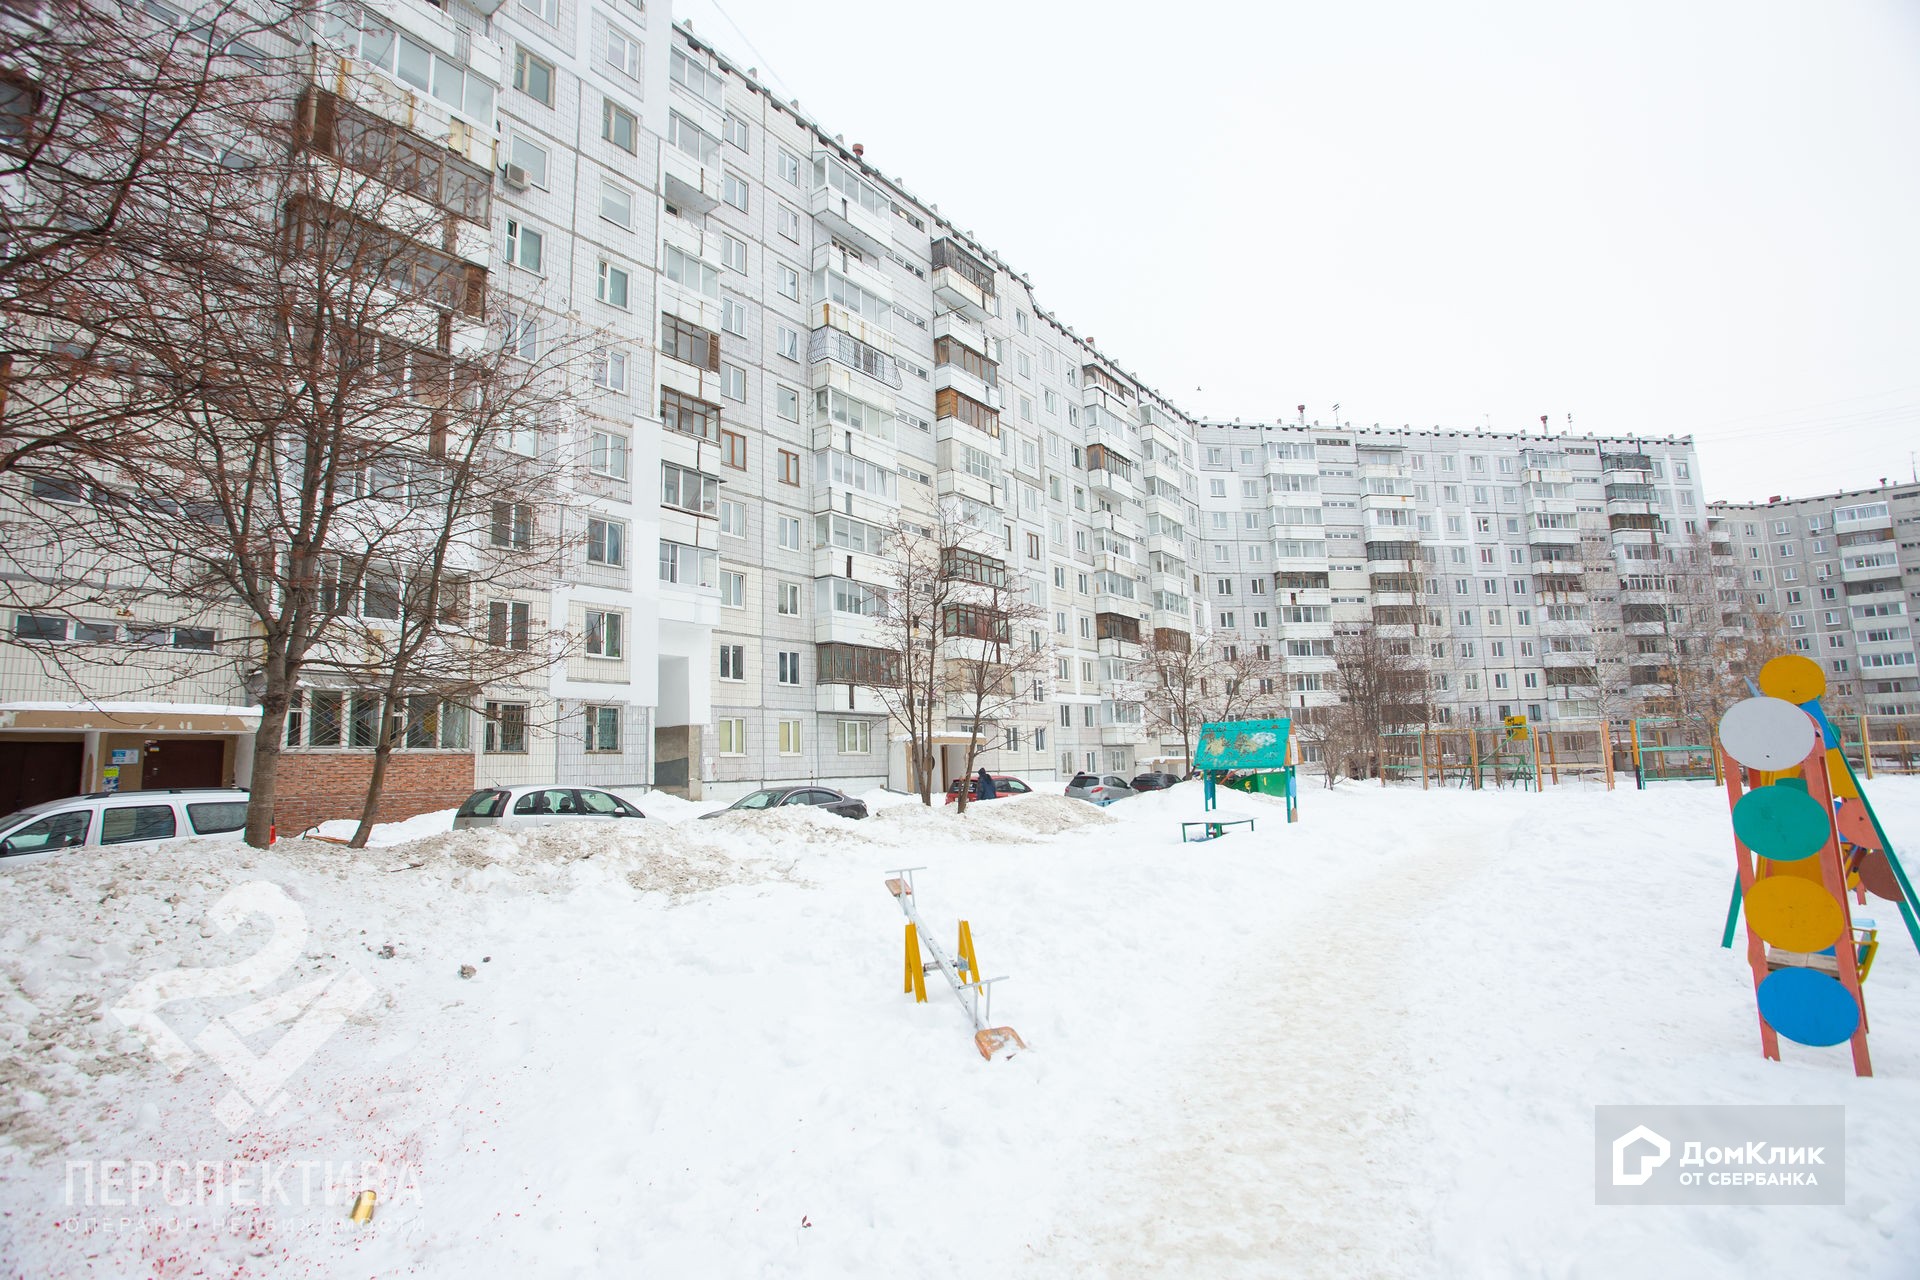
[1044,806,1500,1277]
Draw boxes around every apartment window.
[490,501,532,549]
[719,499,746,537]
[603,99,638,153]
[661,462,718,518]
[724,112,749,150]
[778,148,800,184]
[718,236,748,275]
[588,430,629,480]
[777,205,799,240]
[723,173,749,211]
[720,429,747,470]
[508,135,549,188]
[585,610,623,658]
[670,47,724,106]
[719,643,745,680]
[504,219,543,272]
[777,325,800,360]
[662,387,721,442]
[838,720,870,753]
[584,705,621,753]
[487,600,530,650]
[778,515,801,550]
[721,296,748,336]
[596,260,631,309]
[778,264,800,299]
[776,387,800,421]
[606,26,642,79]
[721,364,746,400]
[12,614,66,642]
[599,181,632,227]
[587,517,625,566]
[716,717,746,755]
[777,650,801,685]
[591,348,628,392]
[778,719,802,755]
[484,701,528,753]
[665,244,721,298]
[513,47,554,105]
[779,449,800,485]
[778,582,801,616]
[661,313,721,371]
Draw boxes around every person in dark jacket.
[975,767,997,800]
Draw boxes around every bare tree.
[941,555,1052,813]
[857,508,964,805]
[1143,628,1287,766]
[0,0,289,478]
[1304,623,1432,785]
[10,35,594,846]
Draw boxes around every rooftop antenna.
[1296,404,1306,425]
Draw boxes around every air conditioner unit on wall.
[501,163,528,190]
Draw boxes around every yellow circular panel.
[1759,654,1827,704]
[1745,875,1845,953]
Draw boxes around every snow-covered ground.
[3,779,1917,1277]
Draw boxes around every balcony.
[1528,524,1581,545]
[1089,507,1143,541]
[810,153,891,256]
[662,144,722,214]
[815,683,893,716]
[1601,452,1653,473]
[813,241,892,306]
[1604,483,1656,503]
[932,361,998,412]
[1841,555,1900,581]
[932,310,987,355]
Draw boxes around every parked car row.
[1064,771,1190,804]
[0,788,251,864]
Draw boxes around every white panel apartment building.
[1192,422,1709,730]
[3,0,1726,815]
[1712,484,1920,716]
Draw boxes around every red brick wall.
[272,751,475,835]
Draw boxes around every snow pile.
[308,808,456,846]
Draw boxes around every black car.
[1129,771,1183,792]
[700,786,869,820]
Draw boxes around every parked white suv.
[0,788,252,865]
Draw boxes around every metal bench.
[1181,818,1256,843]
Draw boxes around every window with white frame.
[599,181,632,227]
[778,718,802,755]
[585,610,623,658]
[837,719,870,753]
[720,570,745,608]
[596,260,631,309]
[778,582,801,615]
[505,218,543,271]
[588,429,629,479]
[584,704,621,752]
[777,650,801,685]
[717,717,745,754]
[718,643,744,680]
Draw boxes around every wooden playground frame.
[1831,714,1920,779]
[1378,719,1617,790]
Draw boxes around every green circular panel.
[1773,777,1809,793]
[1732,785,1831,862]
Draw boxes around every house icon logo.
[1611,1124,1671,1186]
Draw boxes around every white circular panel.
[1718,697,1816,772]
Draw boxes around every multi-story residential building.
[1193,422,1711,734]
[1713,484,1920,716]
[1,0,1741,820]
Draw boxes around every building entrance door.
[140,739,226,790]
[0,741,84,813]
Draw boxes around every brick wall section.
[272,751,475,835]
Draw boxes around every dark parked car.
[701,786,869,820]
[944,775,1032,805]
[1129,771,1183,792]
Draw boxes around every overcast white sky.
[677,0,1920,504]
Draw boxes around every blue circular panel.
[1757,968,1861,1048]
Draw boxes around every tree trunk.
[347,692,400,849]
[243,645,292,848]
